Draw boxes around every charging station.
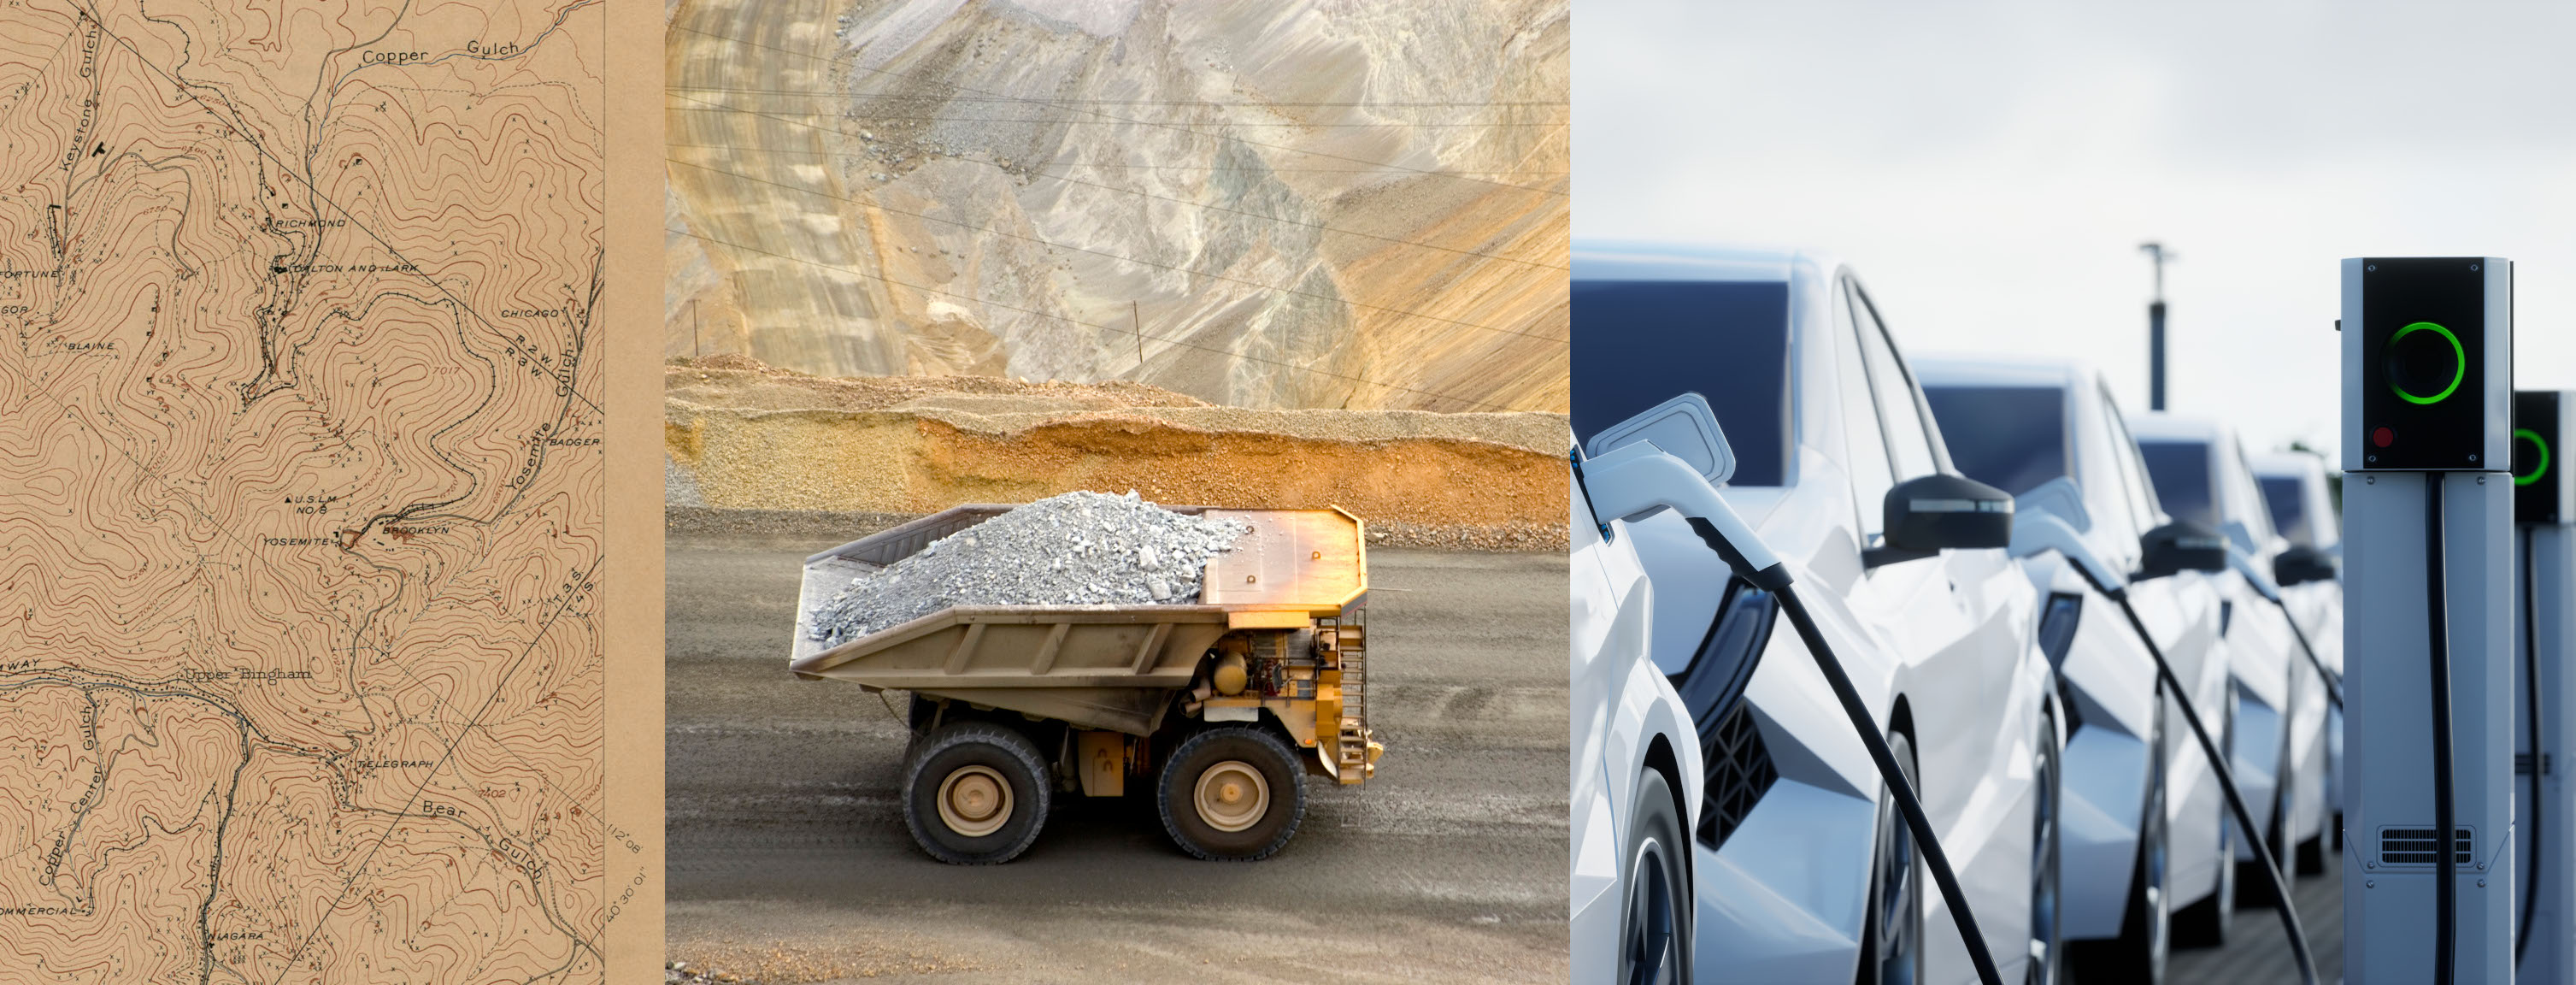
[2516,389,2576,981]
[2341,257,2515,983]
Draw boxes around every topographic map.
[0,0,616,981]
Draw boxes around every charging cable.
[2099,585,2320,985]
[2519,524,2540,964]
[2427,475,2459,985]
[2272,598,2345,712]
[1700,524,2008,985]
[1576,443,2005,985]
[2016,508,2321,982]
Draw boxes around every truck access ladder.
[1330,616,1373,780]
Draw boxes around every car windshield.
[2138,440,2219,528]
[1919,385,2066,496]
[1572,279,1791,486]
[2260,475,2313,546]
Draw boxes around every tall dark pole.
[2141,242,2174,411]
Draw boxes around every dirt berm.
[666,357,1569,551]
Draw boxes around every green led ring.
[2387,321,2465,405]
[2516,428,2550,487]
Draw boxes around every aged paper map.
[0,0,614,981]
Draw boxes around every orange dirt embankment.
[665,360,1569,548]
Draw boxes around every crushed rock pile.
[664,961,752,985]
[805,491,1249,647]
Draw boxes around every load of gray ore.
[805,490,1251,648]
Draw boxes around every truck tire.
[903,722,1050,864]
[1157,725,1305,861]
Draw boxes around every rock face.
[803,490,1250,646]
[668,0,1567,413]
[661,361,1572,531]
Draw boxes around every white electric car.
[1573,243,2061,985]
[2131,416,2333,907]
[1914,355,2238,982]
[2248,450,2345,864]
[1572,447,1707,984]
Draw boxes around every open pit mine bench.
[788,504,1382,864]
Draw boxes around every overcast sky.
[1575,0,2576,468]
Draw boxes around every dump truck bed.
[787,503,1366,735]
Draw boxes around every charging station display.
[2341,256,2515,984]
[2515,390,2576,982]
[2519,390,2566,524]
[2352,257,2509,471]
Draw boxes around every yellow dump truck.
[789,503,1382,864]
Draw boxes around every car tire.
[1620,768,1691,985]
[2027,706,2064,985]
[903,721,1052,865]
[1858,731,1926,985]
[2067,696,2167,984]
[1156,725,1306,861]
[2296,832,2328,876]
[2235,737,2297,908]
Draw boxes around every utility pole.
[2141,242,2174,411]
[1132,300,1144,379]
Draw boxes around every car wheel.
[903,721,1052,864]
[1859,731,1925,985]
[2296,832,2328,876]
[2236,737,2297,908]
[1156,725,1306,861]
[1620,769,1690,985]
[2067,695,2167,984]
[2027,706,2063,985]
[2174,696,2237,947]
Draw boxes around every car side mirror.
[1866,474,2014,568]
[2273,544,2338,587]
[2138,521,2229,581]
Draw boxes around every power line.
[666,91,1566,270]
[666,107,1567,127]
[666,223,1516,411]
[664,156,1562,343]
[667,21,1564,197]
[665,143,1567,174]
[667,86,1567,108]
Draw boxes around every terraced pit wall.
[665,399,1570,551]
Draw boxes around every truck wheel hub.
[937,765,1013,837]
[1194,760,1269,832]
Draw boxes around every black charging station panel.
[2357,257,2496,470]
[2518,390,2565,523]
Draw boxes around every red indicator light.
[2373,427,2395,448]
